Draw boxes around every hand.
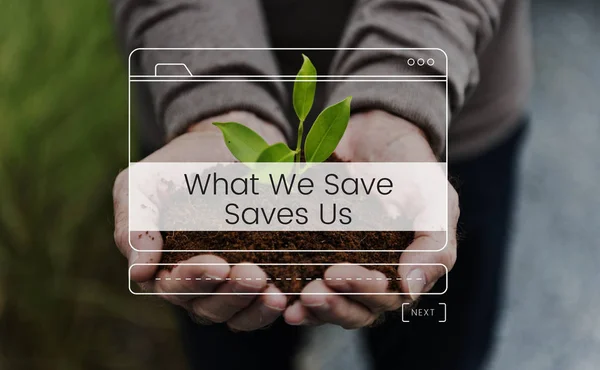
[284,110,459,329]
[113,111,289,331]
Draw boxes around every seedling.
[213,55,352,163]
[167,56,409,296]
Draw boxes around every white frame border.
[129,262,448,296]
[127,48,449,254]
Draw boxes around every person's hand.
[113,111,289,331]
[284,110,459,329]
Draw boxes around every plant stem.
[295,120,304,162]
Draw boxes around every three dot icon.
[407,58,435,66]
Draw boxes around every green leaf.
[212,122,269,162]
[305,97,352,163]
[256,143,296,162]
[293,54,317,122]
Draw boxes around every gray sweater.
[112,0,532,160]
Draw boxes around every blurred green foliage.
[0,1,185,368]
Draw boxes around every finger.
[155,254,230,304]
[191,263,267,323]
[226,284,287,331]
[300,281,377,330]
[399,184,459,300]
[114,169,162,282]
[398,230,457,300]
[324,265,404,313]
[284,300,324,326]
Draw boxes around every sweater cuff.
[326,62,447,157]
[163,82,291,142]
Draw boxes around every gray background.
[489,0,600,369]
[299,0,600,369]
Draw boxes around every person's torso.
[262,0,533,159]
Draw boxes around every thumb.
[397,230,456,300]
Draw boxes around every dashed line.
[154,276,421,282]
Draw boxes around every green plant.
[213,55,352,163]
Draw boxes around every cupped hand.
[113,111,288,331]
[284,110,459,329]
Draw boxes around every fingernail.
[289,318,318,326]
[303,300,329,310]
[407,269,426,301]
[327,280,350,292]
[263,293,286,312]
[233,280,263,292]
[129,250,139,265]
[288,319,305,326]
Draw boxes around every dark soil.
[160,231,412,294]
